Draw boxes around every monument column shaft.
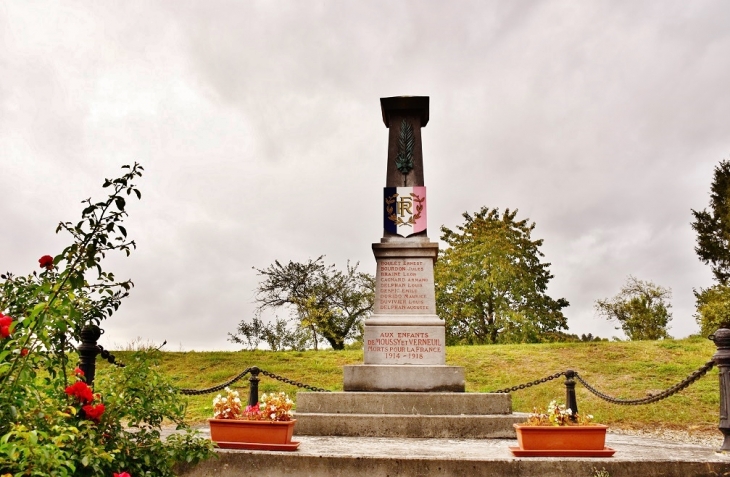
[385,114,425,188]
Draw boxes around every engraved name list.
[377,259,432,313]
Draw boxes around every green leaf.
[30,301,47,319]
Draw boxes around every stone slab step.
[296,391,512,415]
[343,364,465,392]
[294,413,527,438]
[177,434,730,477]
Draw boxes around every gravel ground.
[610,426,724,448]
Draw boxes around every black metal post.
[248,366,260,407]
[78,324,102,386]
[564,369,579,423]
[710,325,730,452]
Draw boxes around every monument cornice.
[380,96,429,128]
[372,242,439,260]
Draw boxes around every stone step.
[343,364,465,392]
[296,391,520,438]
[296,391,512,415]
[294,413,526,438]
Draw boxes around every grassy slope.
[114,337,719,431]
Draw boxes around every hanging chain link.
[489,371,567,394]
[178,367,329,395]
[179,368,253,396]
[97,345,125,368]
[574,360,715,405]
[259,369,330,392]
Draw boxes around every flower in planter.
[213,387,243,419]
[259,392,294,422]
[524,400,594,426]
[212,388,293,421]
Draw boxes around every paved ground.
[181,425,728,461]
[172,425,730,477]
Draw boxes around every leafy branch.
[395,119,414,184]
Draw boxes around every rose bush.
[0,164,214,476]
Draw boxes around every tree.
[692,159,730,284]
[434,207,569,345]
[230,257,375,350]
[228,315,311,351]
[692,159,730,336]
[595,276,672,340]
[694,284,730,337]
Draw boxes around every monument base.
[343,364,465,392]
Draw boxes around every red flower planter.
[208,419,298,450]
[511,424,614,457]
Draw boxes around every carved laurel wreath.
[385,192,424,227]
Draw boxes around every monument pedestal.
[344,240,465,392]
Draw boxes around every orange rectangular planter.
[208,419,296,445]
[513,424,608,451]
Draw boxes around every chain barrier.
[574,360,715,405]
[178,367,330,395]
[179,368,253,396]
[98,345,125,368]
[260,369,330,392]
[489,371,566,394]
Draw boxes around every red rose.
[20,348,28,357]
[82,403,105,422]
[114,472,132,477]
[0,314,11,338]
[74,367,85,377]
[65,381,94,404]
[38,255,54,270]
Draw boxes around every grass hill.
[109,336,719,433]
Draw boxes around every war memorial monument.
[295,97,520,438]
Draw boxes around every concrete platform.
[177,431,730,477]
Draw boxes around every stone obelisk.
[343,96,465,392]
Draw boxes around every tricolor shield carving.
[384,187,427,237]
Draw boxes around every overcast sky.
[2,1,729,350]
